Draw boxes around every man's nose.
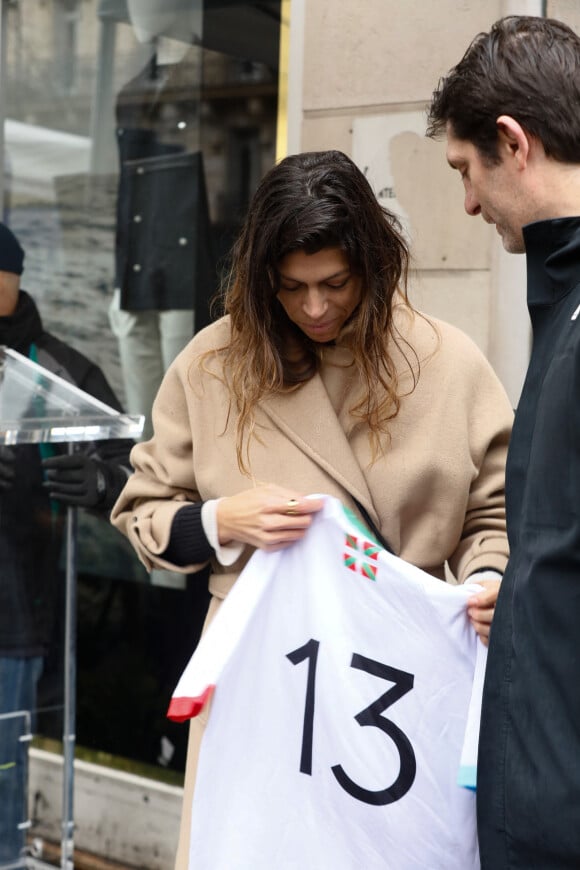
[464,189,481,217]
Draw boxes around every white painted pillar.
[285,0,305,156]
[487,0,544,408]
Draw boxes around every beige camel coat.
[111,307,513,868]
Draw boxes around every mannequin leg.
[108,290,164,441]
[159,308,195,371]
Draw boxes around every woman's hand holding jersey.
[216,484,324,552]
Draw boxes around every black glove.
[42,453,129,511]
[0,444,17,492]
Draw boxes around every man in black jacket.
[427,16,580,870]
[0,222,133,865]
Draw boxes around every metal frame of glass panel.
[0,346,143,869]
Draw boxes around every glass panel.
[0,0,281,864]
[0,346,143,443]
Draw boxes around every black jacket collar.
[524,217,580,307]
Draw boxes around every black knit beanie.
[0,223,24,275]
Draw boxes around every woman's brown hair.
[212,149,416,470]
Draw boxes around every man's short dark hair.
[426,15,580,164]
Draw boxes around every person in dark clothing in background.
[0,222,133,866]
[427,16,580,869]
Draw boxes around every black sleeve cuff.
[161,503,214,566]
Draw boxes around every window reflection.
[109,3,207,440]
[0,0,281,864]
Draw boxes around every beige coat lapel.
[261,373,377,519]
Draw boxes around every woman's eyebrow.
[278,267,350,281]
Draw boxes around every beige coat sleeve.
[110,355,205,574]
[446,344,513,582]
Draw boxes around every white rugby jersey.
[169,496,485,870]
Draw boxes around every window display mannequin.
[108,0,215,441]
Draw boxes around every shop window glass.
[0,0,282,864]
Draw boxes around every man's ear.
[496,115,530,169]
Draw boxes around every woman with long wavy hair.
[111,149,513,868]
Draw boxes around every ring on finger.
[285,498,299,515]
